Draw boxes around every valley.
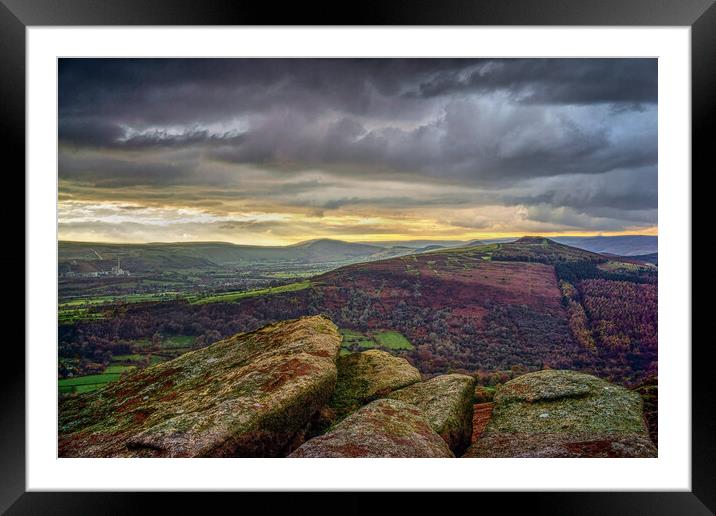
[58,236,657,394]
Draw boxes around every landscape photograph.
[57,58,658,458]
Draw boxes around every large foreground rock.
[463,370,656,458]
[59,316,341,457]
[387,373,476,454]
[330,349,421,418]
[290,399,453,457]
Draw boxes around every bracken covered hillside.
[60,238,657,386]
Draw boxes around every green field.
[340,329,378,349]
[59,291,183,308]
[59,280,312,317]
[373,330,414,350]
[60,351,168,394]
[58,291,184,323]
[58,308,106,324]
[58,373,122,394]
[59,333,189,395]
[339,328,414,352]
[189,280,311,304]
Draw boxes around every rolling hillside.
[60,237,657,386]
[58,238,413,273]
[368,235,658,256]
[59,235,657,274]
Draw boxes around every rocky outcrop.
[632,375,658,447]
[471,403,494,444]
[386,373,475,454]
[289,399,453,458]
[463,370,657,458]
[330,349,421,418]
[58,316,341,457]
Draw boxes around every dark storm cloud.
[204,99,656,185]
[58,58,657,147]
[59,59,655,116]
[58,58,658,236]
[413,59,657,105]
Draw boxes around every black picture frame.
[3,0,711,513]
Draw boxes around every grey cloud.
[58,58,656,147]
[524,203,656,231]
[58,58,658,235]
[414,59,657,106]
[58,151,201,187]
[207,99,656,186]
[504,166,658,212]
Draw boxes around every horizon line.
[57,232,659,247]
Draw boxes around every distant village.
[62,256,131,278]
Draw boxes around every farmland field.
[59,291,183,308]
[373,330,414,350]
[58,373,122,394]
[339,328,414,352]
[189,281,311,305]
[340,329,377,349]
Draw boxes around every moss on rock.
[289,398,454,458]
[329,349,421,419]
[463,370,656,458]
[386,373,475,454]
[58,316,341,457]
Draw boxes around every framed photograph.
[5,0,712,512]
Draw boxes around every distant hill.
[58,238,413,273]
[434,236,607,264]
[628,252,658,265]
[363,235,657,256]
[413,244,447,253]
[285,238,389,261]
[551,235,657,256]
[59,235,657,273]
[361,239,467,249]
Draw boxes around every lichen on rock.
[329,349,422,419]
[386,373,475,454]
[289,398,454,458]
[58,315,341,458]
[463,369,657,458]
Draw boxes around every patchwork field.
[340,329,415,353]
[188,280,311,304]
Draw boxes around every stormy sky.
[58,58,657,245]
